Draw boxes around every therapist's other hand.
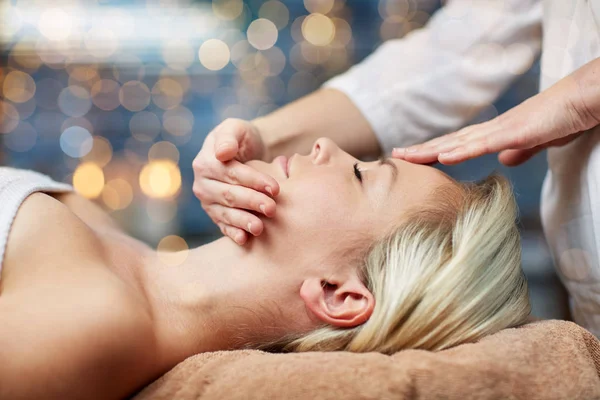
[392,58,600,166]
[193,118,280,245]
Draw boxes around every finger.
[498,148,542,166]
[436,142,489,165]
[221,159,280,197]
[392,130,484,164]
[396,117,521,164]
[435,120,530,165]
[202,179,277,217]
[210,203,265,236]
[392,125,481,159]
[213,120,247,162]
[218,222,248,245]
[391,149,440,164]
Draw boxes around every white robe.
[324,0,600,336]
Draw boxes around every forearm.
[253,88,381,161]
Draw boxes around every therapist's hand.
[392,58,600,166]
[193,118,280,245]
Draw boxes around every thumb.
[498,147,543,166]
[498,132,584,166]
[215,139,239,162]
[213,119,257,162]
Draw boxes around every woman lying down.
[0,137,530,399]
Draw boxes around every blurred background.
[0,0,569,320]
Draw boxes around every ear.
[299,275,375,328]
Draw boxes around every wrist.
[251,115,289,162]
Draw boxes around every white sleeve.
[324,0,543,154]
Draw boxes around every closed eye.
[353,162,363,183]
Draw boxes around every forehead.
[394,158,454,187]
[368,158,455,211]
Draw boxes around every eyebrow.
[378,156,398,192]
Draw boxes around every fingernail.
[439,151,459,160]
[265,186,273,196]
[236,232,245,244]
[259,204,266,215]
[405,147,418,153]
[218,142,232,152]
[247,222,253,234]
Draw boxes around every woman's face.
[247,138,454,265]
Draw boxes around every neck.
[137,236,307,368]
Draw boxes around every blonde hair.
[258,173,530,354]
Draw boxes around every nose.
[311,137,338,164]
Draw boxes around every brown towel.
[134,320,600,400]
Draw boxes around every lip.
[275,155,288,178]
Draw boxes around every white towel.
[0,167,73,277]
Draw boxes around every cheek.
[279,176,358,237]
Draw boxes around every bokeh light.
[84,27,119,59]
[163,39,196,71]
[13,97,36,120]
[151,78,184,110]
[73,162,105,199]
[156,234,189,266]
[58,85,92,117]
[82,136,113,167]
[60,126,93,158]
[3,70,36,103]
[160,68,191,93]
[163,105,194,137]
[10,42,42,72]
[212,0,244,21]
[247,18,279,50]
[256,46,286,76]
[91,79,121,111]
[331,17,352,47]
[301,41,332,64]
[62,117,94,136]
[119,81,151,112]
[199,39,231,71]
[130,111,161,142]
[378,0,410,21]
[139,160,182,199]
[148,141,180,163]
[291,16,307,43]
[112,55,145,83]
[68,65,100,89]
[38,8,73,41]
[259,1,290,30]
[304,0,335,14]
[302,14,336,46]
[33,111,64,138]
[0,100,20,134]
[4,121,37,152]
[102,178,133,211]
[35,39,68,68]
[2,5,24,40]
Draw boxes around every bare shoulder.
[49,191,123,233]
[0,278,162,400]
